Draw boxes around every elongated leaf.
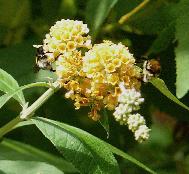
[150,78,189,111]
[0,160,64,174]
[0,68,25,106]
[12,120,34,130]
[107,144,157,174]
[33,117,156,174]
[86,0,118,37]
[175,0,189,98]
[33,117,120,174]
[0,82,49,109]
[0,138,77,173]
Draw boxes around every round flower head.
[43,19,92,56]
[81,41,142,112]
[83,40,141,89]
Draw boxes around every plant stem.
[119,0,150,24]
[0,84,59,138]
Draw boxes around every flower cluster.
[113,83,150,142]
[43,19,91,57]
[34,19,150,142]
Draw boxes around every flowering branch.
[0,83,59,138]
[0,18,151,142]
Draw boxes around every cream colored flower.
[134,125,150,143]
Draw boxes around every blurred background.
[0,0,189,173]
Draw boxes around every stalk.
[0,84,59,137]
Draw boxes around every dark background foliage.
[0,0,189,173]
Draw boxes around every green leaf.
[0,40,56,85]
[147,22,175,55]
[0,160,64,174]
[0,0,30,45]
[41,0,62,23]
[0,68,25,106]
[0,82,49,109]
[107,144,157,174]
[33,117,120,174]
[59,0,77,18]
[0,138,77,173]
[12,120,34,130]
[33,117,156,174]
[86,0,118,37]
[150,78,189,112]
[175,0,189,98]
[0,0,30,28]
[99,109,110,138]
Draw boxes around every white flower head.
[118,83,144,111]
[113,82,150,142]
[127,113,146,131]
[134,125,150,143]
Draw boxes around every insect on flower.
[143,58,161,82]
[33,45,55,72]
[136,56,161,82]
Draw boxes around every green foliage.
[124,0,175,35]
[148,22,175,55]
[33,117,156,174]
[0,0,30,27]
[0,161,65,174]
[107,144,157,174]
[175,0,189,98]
[0,68,25,106]
[33,117,120,174]
[0,0,189,173]
[0,138,77,173]
[150,78,189,111]
[86,0,118,37]
[0,0,30,45]
[0,82,49,109]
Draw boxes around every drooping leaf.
[107,144,157,174]
[175,0,189,98]
[150,78,189,112]
[0,138,77,173]
[33,117,156,174]
[33,117,120,174]
[0,82,49,109]
[0,68,25,106]
[86,0,118,37]
[0,160,64,174]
